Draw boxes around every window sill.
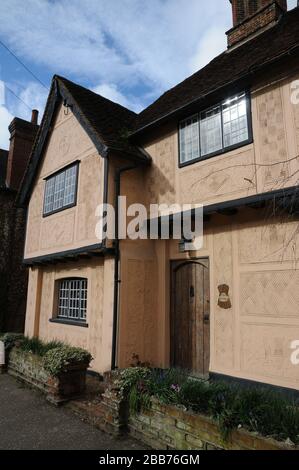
[43,201,77,218]
[178,138,253,168]
[49,318,88,328]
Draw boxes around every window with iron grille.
[57,278,87,323]
[179,92,251,165]
[43,163,78,215]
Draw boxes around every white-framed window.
[43,163,78,215]
[57,278,87,323]
[179,92,250,165]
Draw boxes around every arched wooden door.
[170,259,210,377]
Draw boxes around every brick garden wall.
[8,347,88,405]
[0,189,27,333]
[128,399,294,451]
[8,347,49,393]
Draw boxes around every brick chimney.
[227,0,287,48]
[6,110,39,191]
[0,149,8,188]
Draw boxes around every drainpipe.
[111,163,137,370]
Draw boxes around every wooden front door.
[171,259,210,376]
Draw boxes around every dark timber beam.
[217,208,238,216]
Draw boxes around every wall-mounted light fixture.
[178,237,194,253]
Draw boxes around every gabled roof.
[0,149,8,188]
[57,76,147,158]
[18,75,150,205]
[134,7,299,135]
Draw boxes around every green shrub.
[1,334,92,378]
[43,346,92,377]
[17,336,64,357]
[117,367,152,413]
[0,332,24,350]
[148,368,187,399]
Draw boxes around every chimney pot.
[31,109,39,125]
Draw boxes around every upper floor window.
[57,278,87,323]
[179,92,251,166]
[43,163,79,216]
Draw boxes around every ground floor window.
[57,278,87,322]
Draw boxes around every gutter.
[146,185,299,230]
[111,163,138,370]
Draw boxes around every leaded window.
[179,115,200,164]
[43,163,78,215]
[179,92,250,165]
[200,105,222,157]
[57,278,87,323]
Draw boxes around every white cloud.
[93,83,143,113]
[0,105,13,150]
[0,0,231,93]
[0,81,13,149]
[0,0,297,149]
[189,26,227,74]
[0,80,47,149]
[16,82,48,121]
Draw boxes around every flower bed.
[117,368,299,450]
[129,398,297,450]
[1,334,92,405]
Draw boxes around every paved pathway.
[0,374,146,450]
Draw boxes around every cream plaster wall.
[118,212,299,390]
[114,68,299,390]
[140,72,299,211]
[25,257,114,373]
[24,103,104,260]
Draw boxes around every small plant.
[43,345,92,377]
[17,336,64,357]
[117,367,152,414]
[117,367,187,414]
[130,353,151,368]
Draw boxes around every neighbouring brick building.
[0,111,39,332]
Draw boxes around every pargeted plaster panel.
[240,270,299,319]
[40,212,75,249]
[238,220,299,264]
[240,322,299,386]
[25,103,103,259]
[35,259,108,373]
[256,86,290,188]
[119,257,158,368]
[40,106,94,178]
[179,148,256,206]
[213,228,234,370]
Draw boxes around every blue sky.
[0,0,297,149]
